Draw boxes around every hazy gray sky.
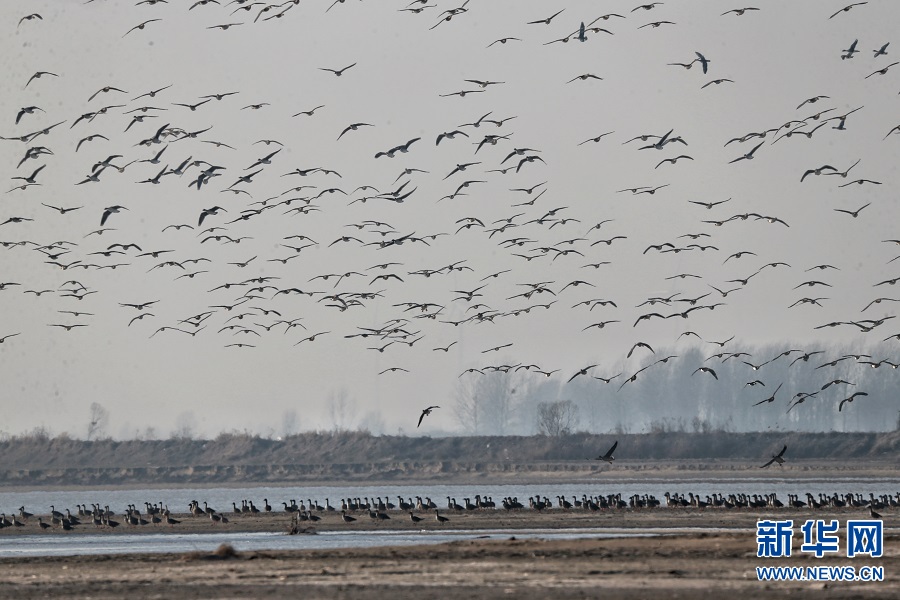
[1,0,898,438]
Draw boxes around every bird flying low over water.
[594,440,618,463]
[760,445,787,468]
[417,406,439,427]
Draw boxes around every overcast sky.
[1,0,898,438]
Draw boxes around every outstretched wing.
[604,440,618,459]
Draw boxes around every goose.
[728,141,764,163]
[198,206,227,226]
[692,367,718,379]
[123,19,162,37]
[340,510,357,523]
[594,441,618,462]
[319,63,356,77]
[434,510,450,525]
[418,406,440,427]
[830,3,867,19]
[752,383,783,406]
[23,71,58,88]
[760,445,787,468]
[865,62,899,78]
[722,7,760,16]
[842,39,860,59]
[838,392,868,412]
[833,203,870,218]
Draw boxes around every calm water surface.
[0,528,667,558]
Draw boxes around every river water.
[0,528,667,558]
[1,478,896,557]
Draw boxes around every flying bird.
[123,19,162,37]
[319,63,357,77]
[829,3,867,19]
[100,206,128,226]
[417,406,440,427]
[838,392,868,412]
[759,445,787,469]
[593,440,618,463]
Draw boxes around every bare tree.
[281,409,299,438]
[536,400,579,437]
[327,388,355,432]
[454,377,480,434]
[454,371,517,434]
[172,411,197,440]
[86,402,109,440]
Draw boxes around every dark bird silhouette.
[759,445,787,468]
[319,63,357,77]
[729,141,764,163]
[829,3,867,19]
[594,440,618,463]
[692,367,718,379]
[753,383,783,406]
[838,392,868,411]
[418,406,440,427]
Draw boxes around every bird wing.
[605,440,618,458]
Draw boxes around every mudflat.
[1,508,896,599]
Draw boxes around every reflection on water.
[0,529,661,558]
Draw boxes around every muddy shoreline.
[1,524,896,599]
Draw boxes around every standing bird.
[417,406,439,427]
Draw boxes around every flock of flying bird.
[1,1,899,435]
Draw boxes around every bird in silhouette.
[754,384,784,406]
[830,3,867,19]
[567,364,597,383]
[842,39,860,59]
[838,392,868,412]
[320,63,356,76]
[100,206,127,226]
[594,440,618,463]
[418,406,440,427]
[692,367,718,379]
[729,141,764,163]
[527,9,564,25]
[759,445,787,468]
